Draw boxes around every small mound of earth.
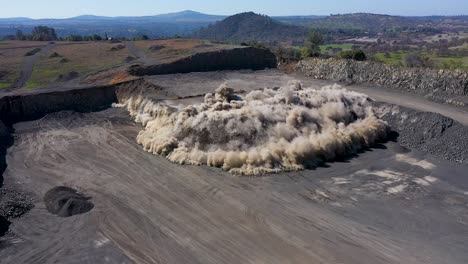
[125,56,137,63]
[148,45,165,52]
[56,71,79,82]
[49,52,62,58]
[44,186,93,217]
[194,44,213,48]
[24,48,41,57]
[110,44,125,51]
[386,142,411,154]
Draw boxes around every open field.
[132,39,236,63]
[450,42,468,51]
[0,45,41,88]
[320,43,354,52]
[0,40,47,49]
[373,50,468,68]
[424,32,468,42]
[28,42,130,87]
[0,39,243,89]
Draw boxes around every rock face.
[129,47,277,76]
[296,58,468,100]
[0,120,11,183]
[0,86,117,125]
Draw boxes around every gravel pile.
[375,102,468,163]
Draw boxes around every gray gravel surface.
[375,102,468,163]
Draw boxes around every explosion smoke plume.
[123,81,388,175]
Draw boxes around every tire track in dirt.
[12,42,55,89]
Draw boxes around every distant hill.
[0,11,467,40]
[290,13,468,34]
[192,12,308,43]
[0,10,225,38]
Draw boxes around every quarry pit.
[0,47,467,264]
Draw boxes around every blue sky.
[2,0,468,18]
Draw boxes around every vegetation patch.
[320,43,353,52]
[0,81,11,89]
[25,80,41,88]
[28,42,130,85]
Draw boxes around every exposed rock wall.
[0,120,10,180]
[0,86,116,125]
[129,47,277,76]
[296,58,468,100]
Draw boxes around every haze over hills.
[0,10,225,38]
[0,10,467,39]
[295,13,468,35]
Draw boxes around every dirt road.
[125,41,149,63]
[12,43,55,89]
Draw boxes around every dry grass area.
[134,39,229,62]
[29,42,130,86]
[81,67,137,86]
[0,46,38,88]
[135,39,203,51]
[0,40,47,49]
[0,39,240,88]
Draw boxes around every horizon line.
[0,10,467,20]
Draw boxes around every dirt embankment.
[128,47,277,76]
[296,58,468,105]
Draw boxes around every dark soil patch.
[148,45,165,52]
[24,48,41,57]
[0,70,8,80]
[110,44,125,51]
[194,44,213,48]
[44,186,93,217]
[56,71,80,82]
[59,58,69,63]
[125,56,137,63]
[0,216,10,237]
[49,52,62,58]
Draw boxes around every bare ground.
[0,70,467,263]
[0,108,466,264]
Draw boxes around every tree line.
[2,26,150,42]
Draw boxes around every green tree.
[303,29,323,57]
[15,30,25,40]
[31,26,57,41]
[338,49,367,61]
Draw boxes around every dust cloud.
[121,81,388,175]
